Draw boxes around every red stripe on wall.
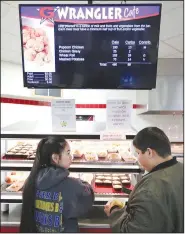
[0,97,145,109]
[133,104,146,109]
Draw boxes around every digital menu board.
[19,4,162,89]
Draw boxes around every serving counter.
[1,205,111,233]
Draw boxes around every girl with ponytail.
[20,136,94,233]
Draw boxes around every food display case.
[1,132,183,233]
[171,142,184,163]
[1,132,143,233]
[1,92,183,233]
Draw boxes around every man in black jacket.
[104,127,184,233]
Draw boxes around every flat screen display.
[19,4,162,89]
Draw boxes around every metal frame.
[0,192,128,205]
[1,133,135,140]
[0,159,142,173]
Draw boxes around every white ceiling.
[1,1,184,64]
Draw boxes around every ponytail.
[34,138,47,166]
[20,138,48,233]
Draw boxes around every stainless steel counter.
[1,204,110,229]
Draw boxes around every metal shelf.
[1,192,23,203]
[0,191,128,205]
[172,153,183,157]
[1,133,100,140]
[70,163,141,173]
[1,133,135,140]
[1,154,181,172]
[1,160,33,171]
[94,194,129,205]
[0,159,142,173]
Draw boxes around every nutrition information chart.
[110,39,152,67]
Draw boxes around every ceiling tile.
[7,0,182,8]
[1,4,21,36]
[7,1,88,6]
[1,48,22,64]
[163,51,183,58]
[161,1,183,14]
[159,7,183,40]
[164,35,183,52]
[94,0,183,12]
[93,1,122,4]
[158,40,180,57]
[2,1,20,6]
[1,2,12,18]
[2,1,12,4]
[1,31,21,53]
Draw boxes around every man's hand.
[104,200,125,217]
[104,201,112,217]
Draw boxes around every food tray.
[6,181,25,192]
[4,153,29,159]
[93,183,134,195]
[171,143,183,154]
[73,154,136,164]
[2,155,34,160]
[73,158,137,164]
[1,182,133,196]
[1,183,23,193]
[4,143,36,159]
[2,155,137,164]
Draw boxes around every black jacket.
[109,157,184,233]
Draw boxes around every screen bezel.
[19,3,162,90]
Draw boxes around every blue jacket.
[35,166,94,232]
